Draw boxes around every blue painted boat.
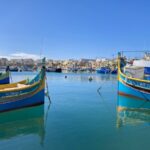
[0,58,46,112]
[97,67,111,74]
[118,52,150,110]
[144,67,150,75]
[0,72,10,84]
[0,66,10,84]
[9,67,19,72]
[111,68,118,74]
[144,75,150,80]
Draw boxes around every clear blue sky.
[0,0,150,59]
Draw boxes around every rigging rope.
[45,76,51,103]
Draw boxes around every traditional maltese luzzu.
[117,52,150,110]
[0,58,46,112]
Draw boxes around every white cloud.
[0,55,10,59]
[0,52,43,60]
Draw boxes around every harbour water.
[0,72,149,150]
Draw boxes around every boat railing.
[120,72,150,89]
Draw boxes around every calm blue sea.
[0,72,149,150]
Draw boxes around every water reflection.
[116,95,150,128]
[0,105,45,143]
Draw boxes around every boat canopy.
[124,66,144,79]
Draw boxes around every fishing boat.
[0,58,46,112]
[111,68,118,74]
[9,66,19,72]
[96,67,111,74]
[118,52,150,110]
[0,66,10,84]
[46,67,62,73]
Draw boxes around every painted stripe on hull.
[118,92,145,101]
[121,79,150,93]
[0,77,10,84]
[0,89,44,112]
[118,80,150,100]
[118,78,150,109]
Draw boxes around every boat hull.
[97,70,110,74]
[46,67,62,73]
[0,77,10,84]
[0,72,10,84]
[0,89,44,112]
[118,74,150,110]
[111,69,117,74]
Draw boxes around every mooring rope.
[45,76,51,103]
[97,90,116,119]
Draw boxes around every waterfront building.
[0,58,8,66]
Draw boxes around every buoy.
[88,76,93,81]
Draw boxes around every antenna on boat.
[40,48,43,60]
[40,38,45,59]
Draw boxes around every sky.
[0,0,150,59]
